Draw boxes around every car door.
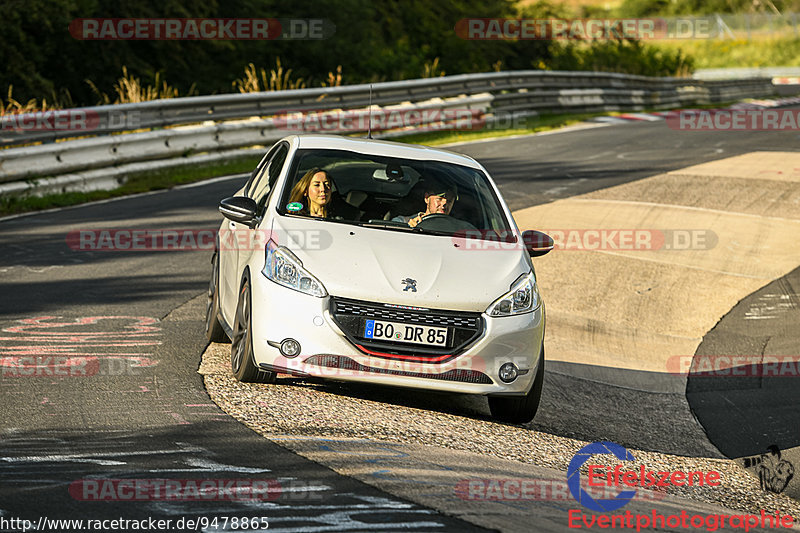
[219,142,289,325]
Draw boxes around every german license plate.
[363,319,448,347]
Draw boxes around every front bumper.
[249,275,544,395]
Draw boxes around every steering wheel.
[415,213,477,232]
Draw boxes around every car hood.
[271,217,532,312]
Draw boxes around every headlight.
[486,272,540,316]
[262,240,327,297]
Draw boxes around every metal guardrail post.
[0,70,778,197]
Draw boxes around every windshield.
[277,148,515,239]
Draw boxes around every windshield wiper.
[358,221,415,231]
[352,220,454,237]
[411,226,453,236]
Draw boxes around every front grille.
[304,354,492,384]
[334,300,479,328]
[330,297,483,361]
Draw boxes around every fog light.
[280,339,301,358]
[499,362,519,383]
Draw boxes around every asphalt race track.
[0,179,488,531]
[1,116,799,531]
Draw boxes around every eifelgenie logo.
[586,464,720,489]
[566,442,794,532]
[568,441,721,512]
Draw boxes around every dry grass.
[232,58,308,93]
[422,57,446,78]
[3,67,194,116]
[322,65,343,87]
[5,59,317,116]
[517,0,621,15]
[1,86,72,115]
[87,66,196,105]
[656,36,800,68]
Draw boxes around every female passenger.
[288,168,332,218]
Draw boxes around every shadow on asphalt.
[0,425,489,531]
[687,265,800,502]
[274,366,720,459]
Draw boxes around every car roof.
[287,134,483,170]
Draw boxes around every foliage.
[616,0,800,16]
[322,65,343,87]
[552,39,694,77]
[87,67,197,104]
[232,59,307,93]
[1,86,73,114]
[1,0,696,110]
[657,36,800,67]
[422,57,445,78]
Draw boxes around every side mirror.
[522,230,554,257]
[219,196,259,226]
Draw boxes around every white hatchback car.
[206,134,553,423]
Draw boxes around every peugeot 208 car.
[205,134,553,423]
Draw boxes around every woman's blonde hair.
[289,167,328,205]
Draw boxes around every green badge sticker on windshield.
[287,202,303,212]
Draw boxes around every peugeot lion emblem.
[401,278,417,292]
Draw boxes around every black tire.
[205,253,229,343]
[489,345,545,424]
[231,276,276,384]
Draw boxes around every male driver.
[394,179,458,228]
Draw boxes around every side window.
[266,146,288,196]
[244,151,273,196]
[251,144,289,208]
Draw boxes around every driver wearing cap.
[394,179,458,228]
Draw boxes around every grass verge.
[1,113,611,217]
[388,112,612,146]
[655,37,800,69]
[0,103,756,217]
[0,156,261,217]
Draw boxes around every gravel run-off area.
[199,341,800,519]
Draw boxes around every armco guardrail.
[0,71,774,147]
[0,70,776,197]
[694,67,800,80]
[0,95,493,185]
